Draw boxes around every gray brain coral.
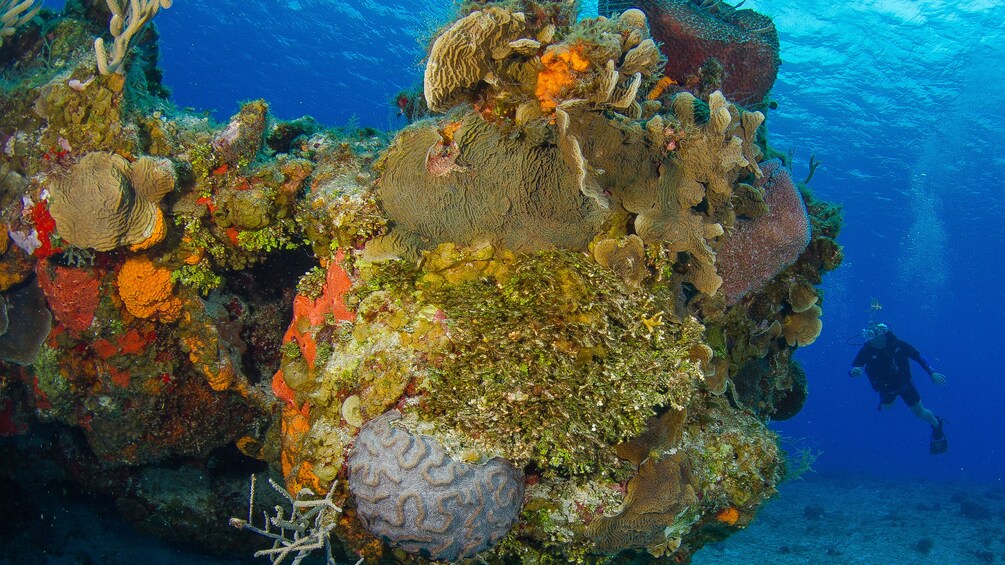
[48,152,175,251]
[348,410,525,561]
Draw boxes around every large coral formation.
[0,1,844,563]
[348,410,525,561]
[376,115,605,253]
[717,159,811,304]
[48,152,175,251]
[423,7,530,113]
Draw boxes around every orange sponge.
[117,256,182,322]
[536,44,590,111]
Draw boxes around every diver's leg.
[910,401,939,427]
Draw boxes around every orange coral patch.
[647,76,677,100]
[716,506,740,526]
[128,211,167,252]
[281,252,356,369]
[108,366,131,388]
[536,44,590,111]
[116,256,182,322]
[279,404,321,493]
[272,369,298,409]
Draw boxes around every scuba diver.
[849,322,949,454]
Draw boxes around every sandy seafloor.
[3,471,1004,564]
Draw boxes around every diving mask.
[862,323,889,341]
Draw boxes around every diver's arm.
[905,342,947,384]
[849,347,868,377]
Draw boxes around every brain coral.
[48,152,175,251]
[424,8,527,113]
[348,410,525,561]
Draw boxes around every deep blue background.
[43,0,1005,483]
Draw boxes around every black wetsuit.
[850,337,936,407]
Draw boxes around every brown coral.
[423,8,527,113]
[377,115,606,254]
[48,152,175,251]
[594,234,647,287]
[788,282,818,313]
[586,453,699,554]
[116,256,182,322]
[782,305,822,347]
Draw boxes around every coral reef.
[348,410,525,561]
[0,1,844,563]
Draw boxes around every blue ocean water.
[27,0,1005,552]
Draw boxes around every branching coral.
[94,0,173,75]
[0,0,41,48]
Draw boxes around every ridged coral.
[116,256,182,322]
[593,234,647,287]
[782,304,823,347]
[348,410,525,562]
[48,152,175,251]
[377,115,606,253]
[423,8,527,113]
[586,453,699,554]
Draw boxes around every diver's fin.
[930,417,948,455]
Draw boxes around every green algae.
[408,247,707,476]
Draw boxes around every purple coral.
[717,160,810,304]
[347,410,525,561]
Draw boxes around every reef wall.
[0,0,841,563]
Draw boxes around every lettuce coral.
[423,8,528,113]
